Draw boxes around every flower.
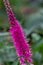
[3,0,32,65]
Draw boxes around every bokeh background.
[0,0,43,65]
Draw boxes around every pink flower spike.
[3,0,32,65]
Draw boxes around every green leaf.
[33,52,42,62]
[12,60,19,65]
[32,33,41,43]
[32,39,43,52]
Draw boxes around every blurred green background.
[0,0,43,65]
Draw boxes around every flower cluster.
[3,0,32,65]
